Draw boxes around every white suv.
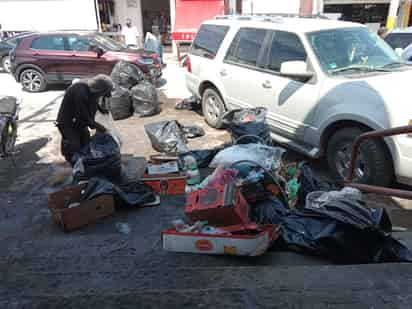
[186,15,412,186]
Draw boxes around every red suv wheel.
[20,69,46,92]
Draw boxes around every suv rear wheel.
[20,69,46,92]
[326,127,393,186]
[202,88,226,128]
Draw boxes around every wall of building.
[242,0,301,14]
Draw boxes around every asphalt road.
[2,63,412,308]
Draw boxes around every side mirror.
[395,48,404,56]
[280,61,314,79]
[90,44,104,57]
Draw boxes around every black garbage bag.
[296,163,337,208]
[222,107,271,144]
[145,120,189,153]
[109,86,132,121]
[182,125,205,138]
[110,61,144,89]
[80,178,157,207]
[178,146,224,168]
[175,96,199,111]
[131,81,160,117]
[72,133,122,183]
[252,195,412,263]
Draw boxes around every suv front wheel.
[20,69,47,92]
[326,127,393,186]
[202,88,226,129]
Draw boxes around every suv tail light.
[186,55,192,73]
[151,53,159,64]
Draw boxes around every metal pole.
[170,0,178,58]
[387,0,401,31]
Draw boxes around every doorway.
[141,0,171,45]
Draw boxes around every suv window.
[191,24,229,59]
[385,33,412,49]
[267,31,307,72]
[31,36,65,51]
[225,28,267,67]
[67,36,92,51]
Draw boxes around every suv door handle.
[262,80,272,88]
[220,69,227,77]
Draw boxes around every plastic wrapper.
[95,110,122,147]
[110,61,144,89]
[131,81,160,117]
[209,144,285,171]
[72,133,122,183]
[145,120,189,153]
[306,187,363,209]
[222,107,270,144]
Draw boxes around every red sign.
[173,0,224,42]
[195,239,214,251]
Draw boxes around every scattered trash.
[179,147,224,168]
[306,187,363,209]
[110,61,144,89]
[145,120,189,153]
[222,107,271,144]
[72,132,122,183]
[175,96,199,111]
[209,144,285,171]
[147,161,179,175]
[131,81,160,117]
[200,165,238,189]
[143,173,187,195]
[182,155,201,186]
[182,125,205,139]
[95,111,122,147]
[116,222,131,235]
[109,86,132,121]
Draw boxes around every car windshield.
[93,34,125,51]
[307,27,404,75]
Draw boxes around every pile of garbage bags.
[108,61,160,120]
[72,132,122,183]
[145,120,205,154]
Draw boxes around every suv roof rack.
[215,13,329,22]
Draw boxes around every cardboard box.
[162,225,280,256]
[48,184,115,232]
[143,173,186,195]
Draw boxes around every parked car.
[186,15,412,186]
[0,32,33,73]
[384,27,412,61]
[9,32,161,92]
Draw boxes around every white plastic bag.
[209,144,285,171]
[95,109,122,148]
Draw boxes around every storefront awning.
[172,0,224,41]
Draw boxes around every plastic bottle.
[183,155,201,186]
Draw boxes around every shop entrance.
[141,0,171,45]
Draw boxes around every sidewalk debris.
[110,60,144,90]
[131,81,160,117]
[222,107,270,144]
[175,96,200,111]
[115,222,131,235]
[109,86,132,121]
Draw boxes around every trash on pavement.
[95,110,122,147]
[252,189,412,263]
[209,143,285,171]
[162,224,280,256]
[143,173,187,195]
[145,120,189,153]
[222,107,271,145]
[48,182,115,232]
[116,222,131,235]
[109,86,132,121]
[306,187,363,209]
[175,96,200,111]
[72,132,122,183]
[178,147,224,168]
[182,155,201,188]
[182,125,205,139]
[147,161,179,175]
[131,81,160,117]
[110,60,144,89]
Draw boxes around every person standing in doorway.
[122,18,140,48]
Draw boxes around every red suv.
[10,32,161,92]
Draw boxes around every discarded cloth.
[145,120,190,153]
[252,191,412,263]
[175,96,199,111]
[222,107,270,144]
[72,132,122,183]
[80,177,157,207]
[209,143,285,171]
[131,81,160,117]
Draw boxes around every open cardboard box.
[48,183,115,232]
